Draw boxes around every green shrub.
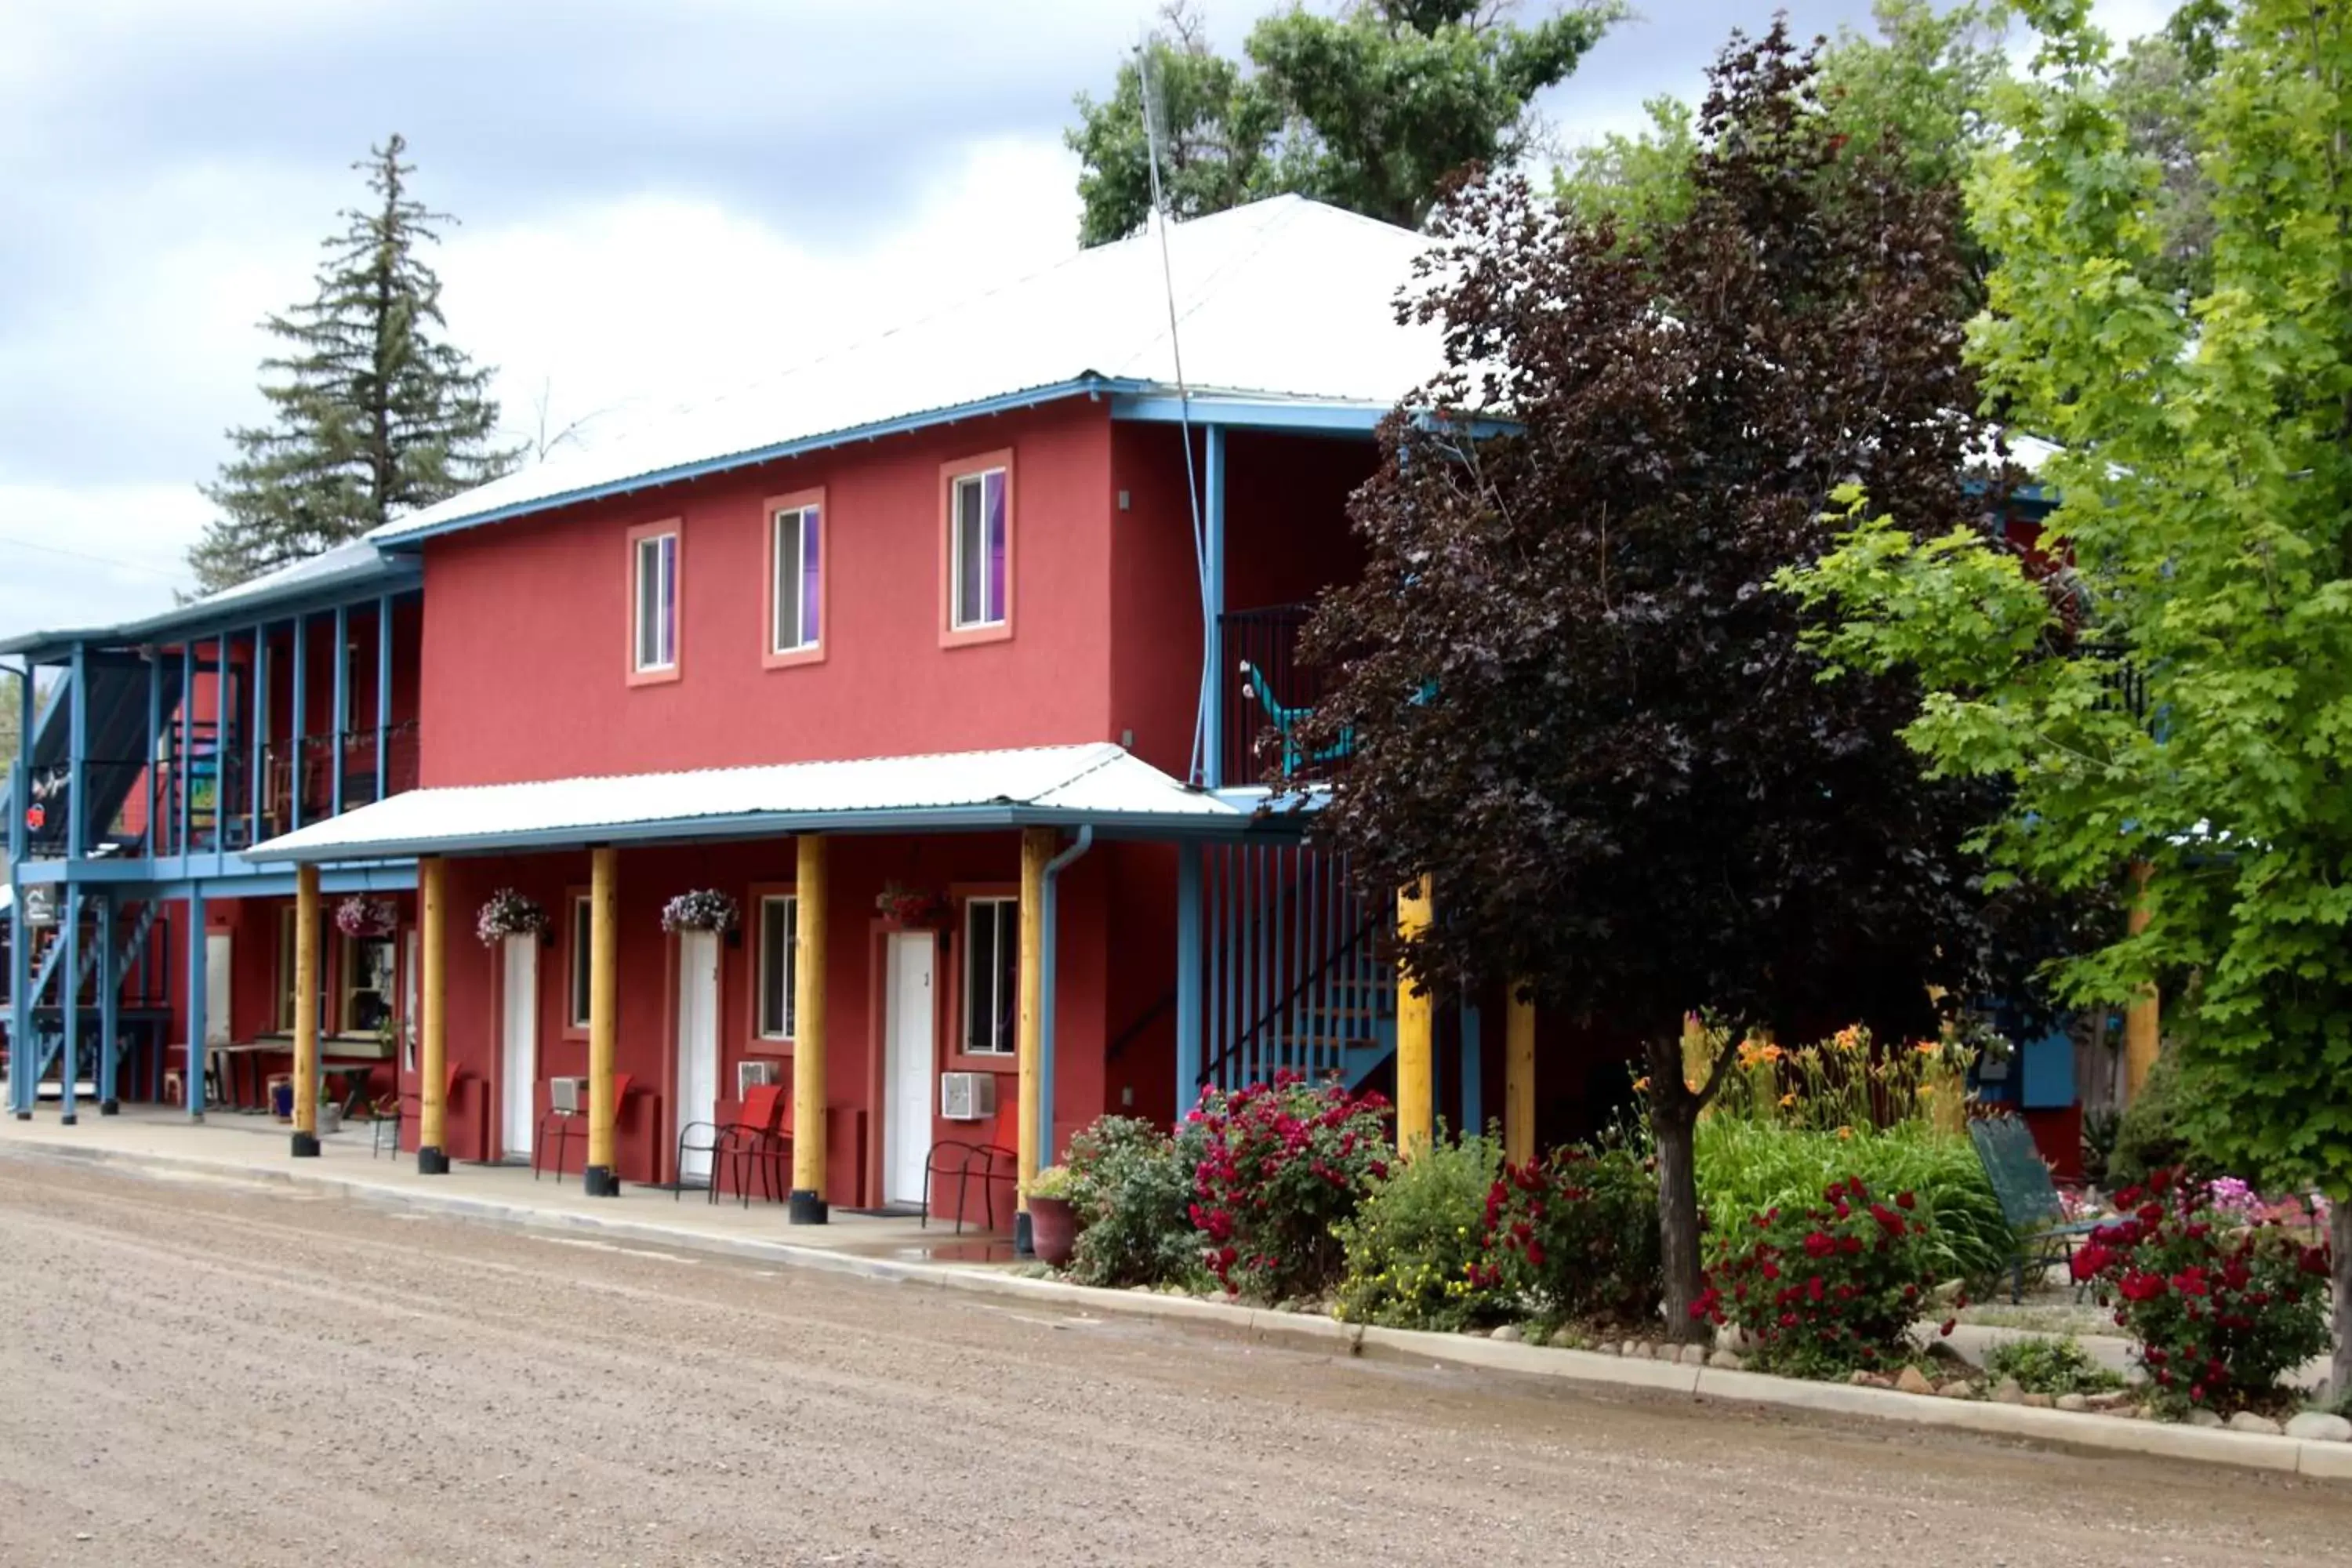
[2107,1054,2203,1189]
[1060,1116,1203,1290]
[1694,1116,2013,1287]
[1983,1335,2125,1396]
[1475,1143,1661,1327]
[1333,1131,1502,1329]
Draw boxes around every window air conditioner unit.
[738,1059,780,1097]
[939,1071,996,1122]
[549,1076,589,1116]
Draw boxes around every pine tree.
[192,135,519,593]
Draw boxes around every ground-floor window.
[566,892,593,1031]
[962,896,1018,1057]
[274,907,298,1032]
[755,893,797,1040]
[340,935,394,1036]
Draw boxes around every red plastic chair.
[537,1073,633,1183]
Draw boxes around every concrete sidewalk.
[3,1105,2346,1485]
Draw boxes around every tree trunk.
[1653,1096,1706,1342]
[2332,1199,2350,1407]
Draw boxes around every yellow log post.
[2124,861,2161,1102]
[584,847,620,1196]
[290,864,321,1157]
[1504,988,1536,1167]
[789,833,829,1221]
[417,855,450,1174]
[1395,876,1434,1156]
[1015,827,1053,1250]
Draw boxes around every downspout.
[1037,825,1096,1177]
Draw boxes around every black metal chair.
[539,1073,632,1182]
[681,1082,787,1205]
[921,1141,1017,1234]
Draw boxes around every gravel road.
[0,1153,2343,1567]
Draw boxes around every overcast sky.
[0,0,2174,644]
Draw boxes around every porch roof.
[241,742,1272,864]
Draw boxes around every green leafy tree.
[1066,0,1621,245]
[1300,25,2036,1335]
[193,135,518,593]
[1788,0,2352,1397]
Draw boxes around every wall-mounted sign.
[20,885,56,927]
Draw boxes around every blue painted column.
[1458,999,1484,1142]
[249,623,267,845]
[58,887,78,1125]
[1174,841,1203,1113]
[289,614,307,832]
[330,603,348,817]
[185,886,208,1120]
[176,639,193,858]
[96,890,118,1113]
[145,652,162,855]
[67,643,87,859]
[6,873,27,1120]
[1199,425,1228,789]
[375,593,393,804]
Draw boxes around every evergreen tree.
[193,135,518,593]
[1066,0,1621,246]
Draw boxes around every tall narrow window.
[961,896,1018,1056]
[755,894,798,1040]
[567,893,593,1030]
[770,503,822,656]
[275,906,299,1033]
[950,468,1007,630]
[630,527,678,676]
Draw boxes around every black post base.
[418,1146,451,1176]
[59,1112,77,1127]
[13,1110,29,1121]
[788,1189,828,1225]
[1014,1210,1035,1258]
[99,1100,120,1116]
[291,1132,321,1158]
[585,1164,621,1198]
[188,1111,205,1125]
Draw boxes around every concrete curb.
[12,1134,2346,1483]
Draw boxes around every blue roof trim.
[239,800,1308,865]
[1112,394,1392,434]
[0,562,419,661]
[372,376,1156,551]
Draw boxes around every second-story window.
[949,465,1009,632]
[766,493,823,663]
[629,524,679,679]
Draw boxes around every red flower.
[1802,1230,1837,1258]
[1939,1318,1956,1337]
[1895,1190,1917,1210]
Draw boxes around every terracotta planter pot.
[1028,1196,1079,1268]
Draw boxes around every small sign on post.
[20,884,56,927]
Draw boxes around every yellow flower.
[1632,1076,1651,1093]
[1914,1041,1940,1057]
[1777,1092,1797,1108]
[1836,1125,1854,1141]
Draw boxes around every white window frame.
[949,469,1007,631]
[771,505,820,656]
[632,530,677,673]
[961,895,1018,1057]
[755,893,798,1041]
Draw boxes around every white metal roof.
[241,742,1254,862]
[369,196,1443,547]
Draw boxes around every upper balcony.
[1220,604,1347,790]
[5,541,423,883]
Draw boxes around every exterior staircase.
[1195,844,1397,1093]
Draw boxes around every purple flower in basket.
[476,887,550,946]
[660,889,739,934]
[333,894,397,938]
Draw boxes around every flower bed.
[1186,1073,1391,1300]
[2071,1168,2333,1417]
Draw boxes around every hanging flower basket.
[660,889,739,934]
[476,887,550,946]
[875,881,951,929]
[333,894,397,939]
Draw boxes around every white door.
[883,931,936,1207]
[675,930,720,1182]
[500,935,538,1158]
[202,933,232,1046]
